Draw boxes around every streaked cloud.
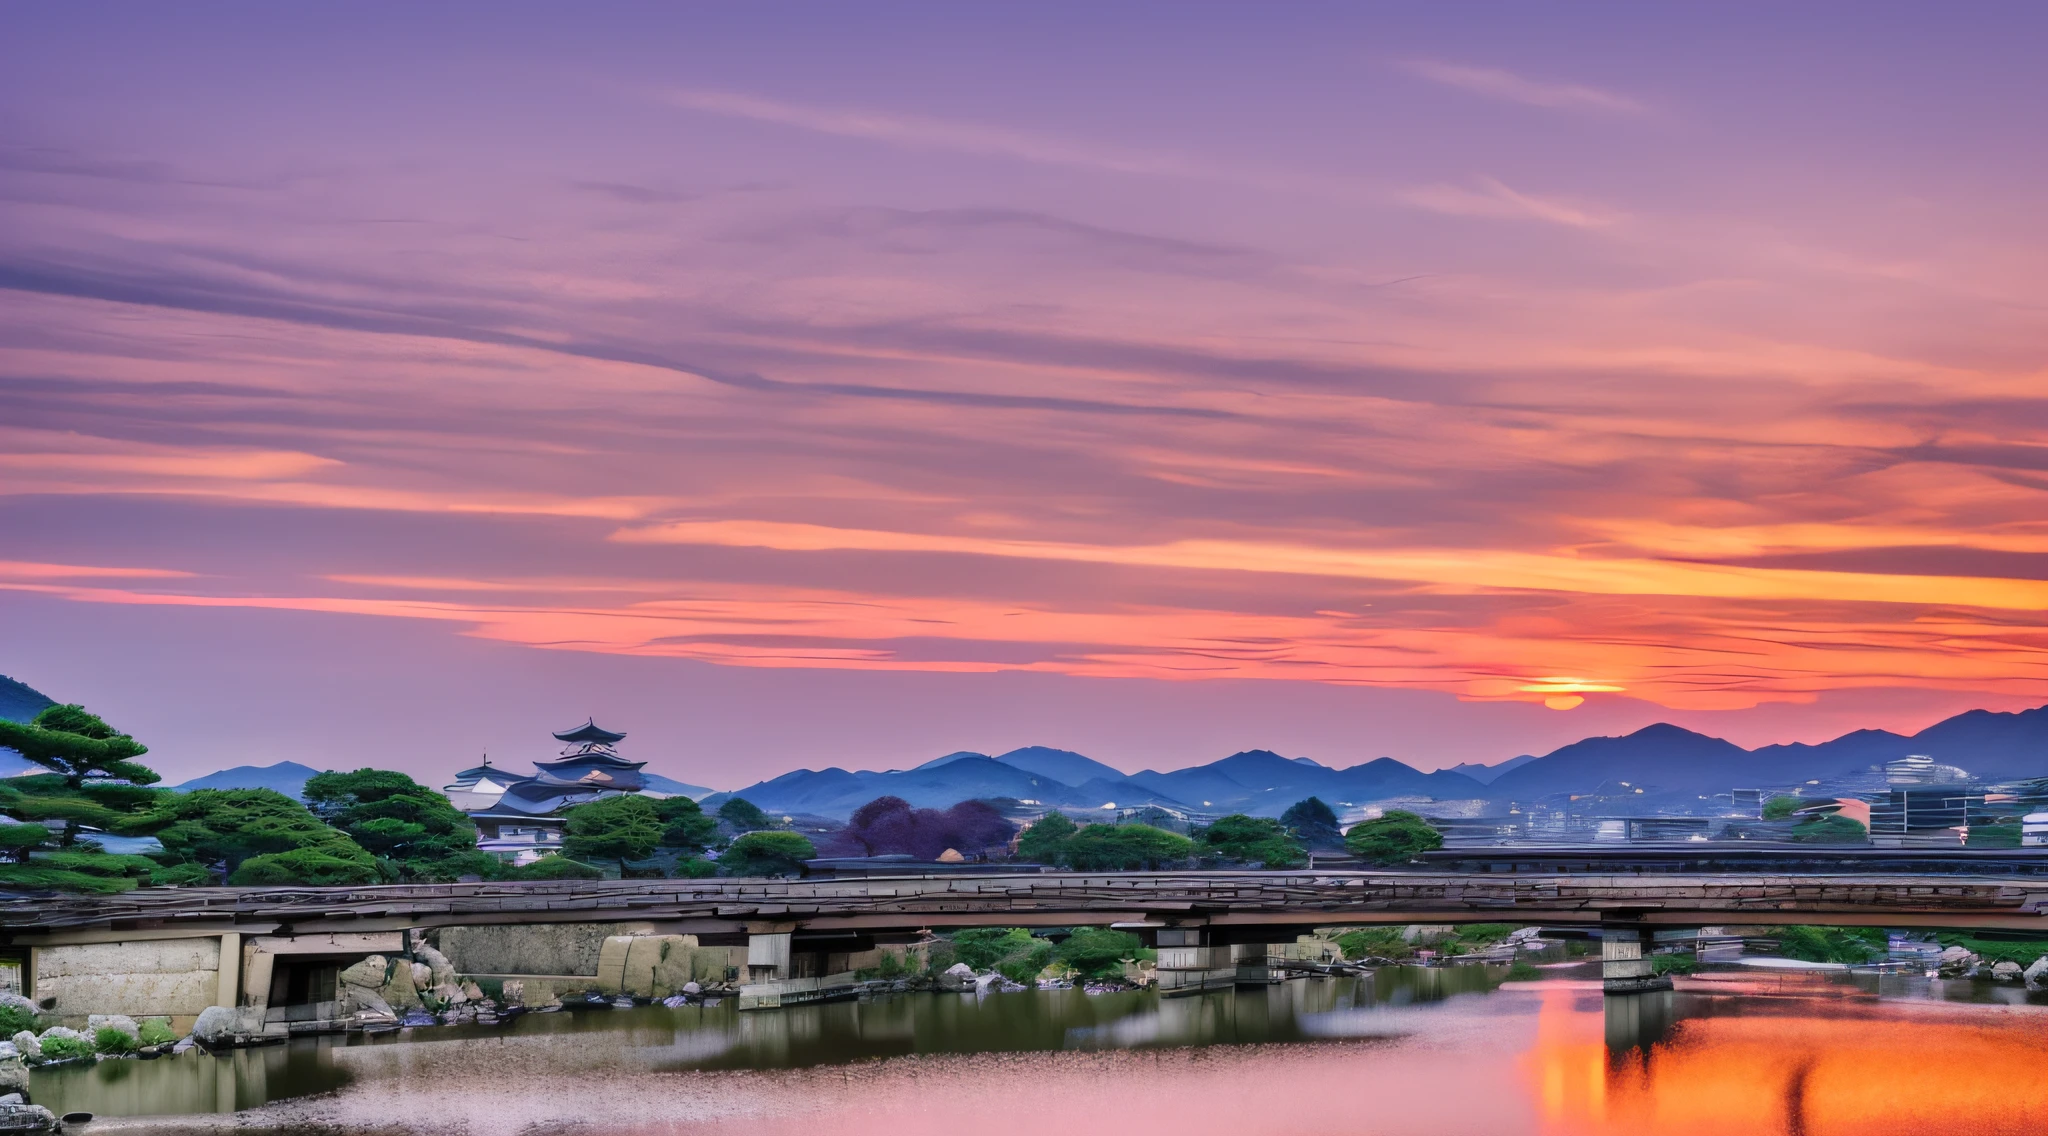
[1398,178,1624,228]
[1399,59,1649,115]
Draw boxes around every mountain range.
[714,704,2048,819]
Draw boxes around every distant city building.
[444,720,650,864]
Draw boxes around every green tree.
[1343,810,1443,865]
[1053,927,1151,980]
[1062,823,1194,870]
[231,847,383,886]
[1196,814,1306,868]
[147,788,379,883]
[1790,813,1868,844]
[303,768,481,875]
[1279,797,1343,849]
[1762,795,1803,820]
[652,795,720,854]
[717,797,773,832]
[0,704,175,893]
[508,854,604,880]
[719,830,815,877]
[1774,925,1885,964]
[561,794,663,871]
[0,705,157,789]
[1016,813,1077,864]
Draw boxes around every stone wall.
[433,923,649,977]
[34,937,222,1024]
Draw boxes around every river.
[26,961,2048,1135]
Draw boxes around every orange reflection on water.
[1530,992,2048,1136]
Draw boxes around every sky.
[4,4,2048,788]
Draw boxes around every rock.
[681,981,701,995]
[171,1038,196,1055]
[399,1008,437,1028]
[0,1092,55,1133]
[414,943,457,988]
[461,981,485,1002]
[0,1047,23,1095]
[338,955,390,989]
[86,1014,139,1040]
[344,986,394,1019]
[379,969,422,1011]
[8,1033,37,1061]
[938,962,976,992]
[1991,960,2024,982]
[410,961,433,990]
[432,982,468,1005]
[1936,945,1980,976]
[2024,956,2048,988]
[192,1005,242,1046]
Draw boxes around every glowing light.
[1544,695,1585,711]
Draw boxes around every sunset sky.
[5,4,2047,786]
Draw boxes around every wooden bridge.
[9,869,2048,941]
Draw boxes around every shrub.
[136,1017,178,1046]
[1774,925,1885,964]
[1053,927,1150,980]
[38,1033,95,1062]
[1505,959,1541,981]
[1061,824,1193,870]
[1650,952,1699,976]
[719,831,816,878]
[1343,811,1442,865]
[670,856,719,879]
[1335,927,1413,961]
[93,1025,138,1054]
[509,855,604,880]
[0,1002,36,1035]
[1016,813,1078,865]
[230,848,381,886]
[1195,815,1305,869]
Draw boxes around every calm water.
[28,963,2048,1135]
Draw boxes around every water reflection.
[25,964,2048,1135]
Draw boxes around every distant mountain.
[718,753,1193,817]
[1133,750,1486,816]
[172,761,327,799]
[1446,754,1536,784]
[0,675,55,724]
[0,675,57,776]
[989,746,1131,788]
[641,773,714,798]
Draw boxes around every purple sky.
[4,4,2047,788]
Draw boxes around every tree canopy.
[1015,813,1078,865]
[717,797,773,832]
[829,796,1016,860]
[1061,823,1194,870]
[720,830,815,877]
[303,768,480,874]
[1196,814,1306,868]
[652,795,720,854]
[0,705,157,789]
[1343,810,1443,865]
[148,787,381,884]
[561,794,664,868]
[1279,797,1343,850]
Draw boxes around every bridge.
[5,870,2044,1023]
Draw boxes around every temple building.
[445,720,651,864]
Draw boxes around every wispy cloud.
[1400,59,1648,115]
[1398,177,1624,228]
[654,87,1210,180]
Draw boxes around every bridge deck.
[7,870,2048,941]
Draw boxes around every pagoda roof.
[552,719,626,745]
[493,781,613,816]
[531,763,648,792]
[450,757,532,784]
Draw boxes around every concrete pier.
[1600,923,1673,994]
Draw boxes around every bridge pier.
[1155,928,1237,997]
[1600,922,1673,994]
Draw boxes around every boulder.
[8,1033,37,1061]
[937,962,976,992]
[87,1014,139,1040]
[1991,960,2024,982]
[432,982,468,1005]
[500,980,525,1007]
[681,981,702,996]
[414,943,457,988]
[2024,956,2048,988]
[0,1044,24,1094]
[410,961,433,990]
[0,1092,55,1133]
[461,981,485,1003]
[1936,945,1979,976]
[342,985,393,1019]
[379,969,422,1011]
[338,955,390,989]
[192,1005,242,1046]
